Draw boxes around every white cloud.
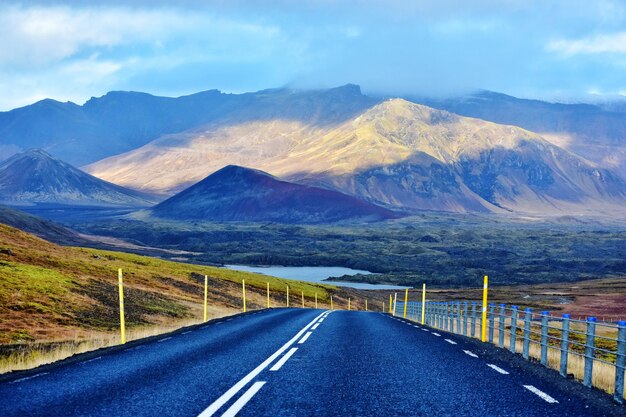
[0,4,283,69]
[0,3,297,109]
[547,32,626,55]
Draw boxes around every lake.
[223,265,408,290]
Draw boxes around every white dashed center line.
[270,348,298,371]
[298,332,313,344]
[9,372,48,384]
[221,381,267,417]
[198,311,325,417]
[432,333,441,337]
[463,350,478,358]
[487,364,509,375]
[523,385,559,403]
[311,323,320,330]
[444,339,457,345]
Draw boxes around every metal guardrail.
[394,300,626,404]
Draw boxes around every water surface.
[224,264,408,290]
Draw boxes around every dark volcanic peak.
[0,149,155,207]
[151,165,399,224]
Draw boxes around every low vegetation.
[76,213,626,288]
[0,224,373,373]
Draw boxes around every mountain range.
[1,85,625,218]
[417,90,626,179]
[149,165,398,223]
[0,149,156,206]
[0,85,376,166]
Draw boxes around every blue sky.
[1,0,626,110]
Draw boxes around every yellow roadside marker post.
[389,294,393,313]
[203,275,208,323]
[315,293,318,309]
[301,291,305,308]
[330,295,333,310]
[393,292,398,316]
[403,288,409,318]
[118,268,126,344]
[481,275,489,342]
[365,299,368,311]
[421,283,426,325]
[242,280,247,313]
[267,282,270,308]
[286,285,289,307]
[348,298,351,311]
[383,301,385,312]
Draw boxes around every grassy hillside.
[0,223,376,372]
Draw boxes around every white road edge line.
[444,339,457,345]
[197,311,326,417]
[463,350,478,358]
[9,372,49,384]
[127,345,144,352]
[523,385,559,404]
[311,323,320,330]
[269,348,298,371]
[182,331,193,335]
[158,337,172,343]
[220,381,267,417]
[298,332,313,344]
[487,364,509,375]
[82,356,102,364]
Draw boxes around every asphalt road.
[1,308,624,417]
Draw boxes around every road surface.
[1,308,623,416]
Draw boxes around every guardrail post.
[584,317,597,387]
[439,302,448,330]
[448,303,453,331]
[510,305,518,353]
[118,268,126,345]
[463,301,468,336]
[403,288,408,318]
[456,301,461,334]
[471,302,477,338]
[488,304,495,343]
[560,314,570,378]
[421,283,426,325]
[438,303,443,329]
[541,311,549,366]
[614,321,626,404]
[499,304,506,348]
[523,308,532,359]
[481,275,488,342]
[428,302,432,326]
[204,275,209,322]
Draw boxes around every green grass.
[0,223,348,346]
